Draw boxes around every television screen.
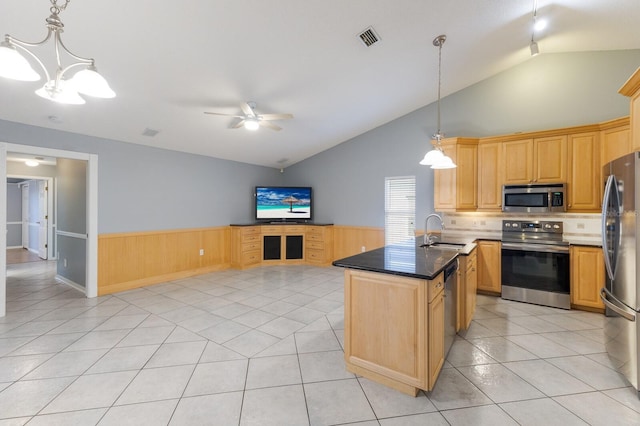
[255,186,312,221]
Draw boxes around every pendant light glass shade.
[35,80,86,105]
[419,148,444,165]
[0,43,40,81]
[430,155,457,169]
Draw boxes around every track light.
[530,40,540,56]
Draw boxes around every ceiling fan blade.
[241,102,256,118]
[259,120,282,131]
[232,120,245,129]
[258,113,293,121]
[204,112,244,118]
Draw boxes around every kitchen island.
[333,239,471,396]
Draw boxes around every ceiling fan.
[204,101,293,131]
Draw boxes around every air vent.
[142,128,160,137]
[358,27,380,47]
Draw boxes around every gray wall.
[6,183,21,247]
[284,50,640,227]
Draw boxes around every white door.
[21,184,28,249]
[37,181,48,259]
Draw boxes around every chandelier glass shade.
[0,0,115,104]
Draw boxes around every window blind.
[385,176,416,245]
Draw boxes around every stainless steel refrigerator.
[602,151,640,398]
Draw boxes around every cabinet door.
[568,132,600,212]
[534,136,567,183]
[632,91,640,152]
[428,290,445,390]
[477,240,501,293]
[456,143,478,210]
[478,142,502,210]
[465,251,478,329]
[503,139,533,184]
[433,144,457,211]
[570,246,605,310]
[601,125,630,166]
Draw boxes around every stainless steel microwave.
[502,183,567,213]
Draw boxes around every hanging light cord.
[531,0,538,44]
[433,35,446,143]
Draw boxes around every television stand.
[270,221,299,224]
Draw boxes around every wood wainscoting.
[98,226,230,295]
[333,225,385,260]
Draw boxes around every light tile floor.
[1,261,640,425]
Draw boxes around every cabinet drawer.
[242,233,261,243]
[306,232,324,241]
[241,227,261,237]
[261,226,283,234]
[242,241,261,252]
[306,248,325,262]
[242,250,261,265]
[428,275,444,303]
[284,226,305,234]
[306,240,325,250]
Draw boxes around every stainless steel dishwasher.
[443,259,458,357]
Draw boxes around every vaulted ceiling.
[0,1,638,168]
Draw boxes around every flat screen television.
[255,186,312,222]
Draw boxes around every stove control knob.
[512,223,519,228]
[553,224,560,229]
[505,223,511,228]
[544,223,552,229]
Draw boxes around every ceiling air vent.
[358,27,380,47]
[142,128,160,137]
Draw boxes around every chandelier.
[0,0,115,105]
[419,34,456,169]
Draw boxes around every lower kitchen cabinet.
[570,245,605,312]
[343,269,445,396]
[477,240,501,294]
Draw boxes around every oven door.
[501,242,570,294]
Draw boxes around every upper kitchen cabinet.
[567,132,601,212]
[477,142,502,211]
[433,138,478,212]
[502,136,567,184]
[619,67,640,152]
[600,117,630,167]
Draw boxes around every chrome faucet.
[424,213,444,245]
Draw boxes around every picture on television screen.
[255,186,312,221]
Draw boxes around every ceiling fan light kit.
[205,101,293,132]
[0,0,115,104]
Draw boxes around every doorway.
[0,143,98,317]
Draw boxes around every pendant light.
[420,34,456,169]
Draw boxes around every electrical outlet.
[577,223,585,229]
[63,258,67,267]
[199,249,204,256]
[480,220,486,226]
[361,246,366,252]
[450,219,457,225]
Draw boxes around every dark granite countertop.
[332,238,471,280]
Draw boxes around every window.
[385,176,416,245]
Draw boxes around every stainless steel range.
[501,220,570,309]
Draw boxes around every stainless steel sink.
[420,242,466,250]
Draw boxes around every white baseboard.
[55,274,86,295]
[7,246,23,249]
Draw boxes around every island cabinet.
[502,136,567,184]
[619,67,640,152]
[477,141,502,210]
[230,226,262,269]
[458,248,478,330]
[433,138,478,212]
[476,240,501,294]
[567,132,601,211]
[570,245,605,312]
[343,269,445,396]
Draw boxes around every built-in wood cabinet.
[343,269,445,396]
[477,142,502,210]
[502,136,567,184]
[231,226,262,269]
[567,132,601,211]
[477,240,501,294]
[619,67,640,152]
[570,245,605,312]
[600,118,630,166]
[434,138,478,211]
[458,248,478,330]
[305,225,334,265]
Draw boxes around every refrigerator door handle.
[601,175,617,280]
[601,288,636,322]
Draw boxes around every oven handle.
[501,242,570,253]
[600,288,636,322]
